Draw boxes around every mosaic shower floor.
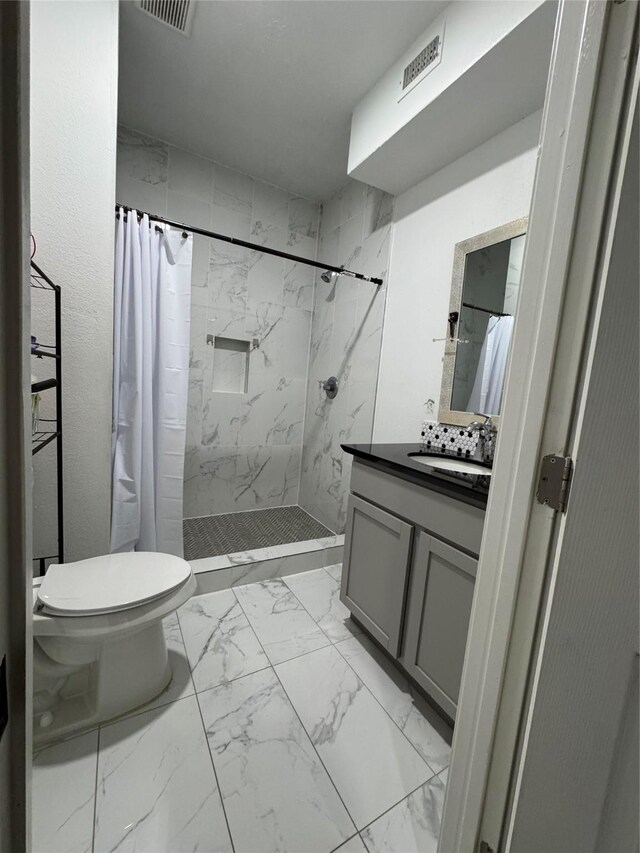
[183,505,334,560]
[32,564,451,853]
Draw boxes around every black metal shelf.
[31,260,64,575]
[32,431,60,455]
[32,347,59,360]
[31,377,57,394]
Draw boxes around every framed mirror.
[439,217,527,426]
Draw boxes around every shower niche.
[210,336,251,395]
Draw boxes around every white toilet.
[32,552,196,744]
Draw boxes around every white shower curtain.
[111,209,192,557]
[467,314,515,416]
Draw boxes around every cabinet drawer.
[340,494,413,655]
[350,459,485,556]
[401,531,478,720]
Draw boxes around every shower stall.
[116,127,394,563]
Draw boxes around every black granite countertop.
[341,443,490,509]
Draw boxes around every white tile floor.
[32,565,451,853]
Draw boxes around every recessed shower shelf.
[212,336,250,394]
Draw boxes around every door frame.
[439,1,639,850]
[0,1,33,850]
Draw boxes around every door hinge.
[478,841,495,853]
[536,454,573,512]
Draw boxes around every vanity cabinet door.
[340,494,413,656]
[402,531,478,720]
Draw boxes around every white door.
[440,1,639,850]
[506,81,639,853]
[0,3,32,850]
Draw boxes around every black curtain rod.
[115,204,383,286]
[462,301,512,318]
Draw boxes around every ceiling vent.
[398,21,445,102]
[136,0,194,36]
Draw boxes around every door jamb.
[0,1,33,849]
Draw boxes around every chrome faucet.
[467,413,497,463]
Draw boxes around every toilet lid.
[37,552,192,616]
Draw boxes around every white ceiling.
[118,0,448,200]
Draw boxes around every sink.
[409,454,492,476]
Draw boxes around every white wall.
[30,1,119,562]
[373,110,541,443]
[349,0,544,171]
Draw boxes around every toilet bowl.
[32,552,196,744]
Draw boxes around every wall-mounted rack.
[31,260,64,575]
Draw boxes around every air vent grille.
[137,0,193,35]
[402,35,441,90]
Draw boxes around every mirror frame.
[438,216,528,427]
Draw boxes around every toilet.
[32,552,196,744]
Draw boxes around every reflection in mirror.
[452,234,525,414]
[439,218,527,426]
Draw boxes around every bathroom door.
[503,81,639,853]
[0,3,32,850]
[439,2,639,852]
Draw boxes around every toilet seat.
[37,552,192,616]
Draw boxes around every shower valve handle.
[322,376,338,399]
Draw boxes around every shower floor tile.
[32,564,452,853]
[183,504,334,560]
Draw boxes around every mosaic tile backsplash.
[420,420,496,462]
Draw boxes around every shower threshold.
[183,505,334,562]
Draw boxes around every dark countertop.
[342,443,490,509]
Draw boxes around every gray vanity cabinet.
[401,532,478,720]
[340,458,485,722]
[340,494,413,655]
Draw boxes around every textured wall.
[30,0,118,563]
[299,180,393,532]
[116,127,320,517]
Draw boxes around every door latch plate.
[536,454,573,512]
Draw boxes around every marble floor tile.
[284,568,361,642]
[94,696,231,853]
[187,537,336,576]
[336,634,451,774]
[360,774,446,853]
[193,550,337,595]
[324,562,343,582]
[222,538,326,565]
[276,645,432,829]
[178,589,269,691]
[233,578,330,664]
[333,834,369,852]
[199,667,355,853]
[190,553,236,574]
[32,729,98,853]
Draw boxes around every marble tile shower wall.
[116,126,320,516]
[299,181,394,533]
